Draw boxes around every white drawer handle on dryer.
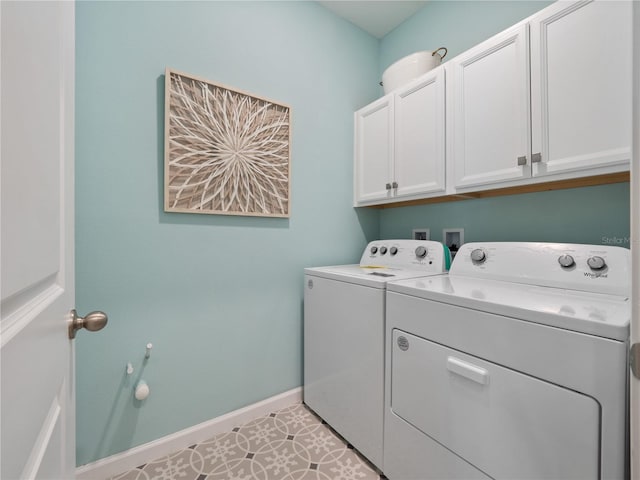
[446,356,489,385]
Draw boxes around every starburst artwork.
[164,68,291,217]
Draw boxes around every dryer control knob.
[470,248,486,263]
[558,254,575,268]
[587,256,606,270]
[370,246,378,254]
[415,246,427,258]
[390,246,398,255]
[380,246,388,255]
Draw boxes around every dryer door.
[391,329,600,480]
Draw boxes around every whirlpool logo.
[584,272,608,279]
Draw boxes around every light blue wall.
[75,1,379,465]
[380,184,631,247]
[378,1,630,247]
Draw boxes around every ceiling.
[317,1,429,38]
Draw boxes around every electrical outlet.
[412,228,430,241]
[443,228,464,256]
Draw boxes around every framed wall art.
[164,68,291,217]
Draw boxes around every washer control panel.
[360,240,450,272]
[451,242,630,296]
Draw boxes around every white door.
[394,68,446,198]
[354,96,394,204]
[530,0,632,177]
[0,2,94,479]
[450,23,531,189]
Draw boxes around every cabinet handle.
[385,183,392,190]
[517,156,527,166]
[392,181,398,189]
[532,152,542,163]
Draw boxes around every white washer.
[384,242,630,480]
[304,240,450,470]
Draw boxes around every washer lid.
[304,265,444,289]
[387,275,630,340]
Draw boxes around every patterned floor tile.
[108,403,384,480]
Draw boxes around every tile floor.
[109,403,386,480]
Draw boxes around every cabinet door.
[394,68,446,198]
[354,96,393,204]
[530,0,631,177]
[451,24,531,189]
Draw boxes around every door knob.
[68,309,108,339]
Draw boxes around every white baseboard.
[76,387,302,480]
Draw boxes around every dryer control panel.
[451,242,630,297]
[360,240,451,273]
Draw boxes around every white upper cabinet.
[354,68,446,206]
[450,0,631,192]
[354,96,394,204]
[394,69,446,199]
[354,0,631,205]
[530,0,631,177]
[449,24,531,189]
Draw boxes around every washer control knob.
[558,254,575,268]
[390,246,398,256]
[470,248,486,263]
[415,246,427,258]
[370,246,378,254]
[587,256,606,270]
[380,246,388,255]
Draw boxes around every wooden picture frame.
[164,68,291,217]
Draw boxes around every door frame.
[631,1,639,478]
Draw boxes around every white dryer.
[304,240,450,470]
[384,242,630,480]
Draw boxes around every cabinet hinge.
[631,343,640,379]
